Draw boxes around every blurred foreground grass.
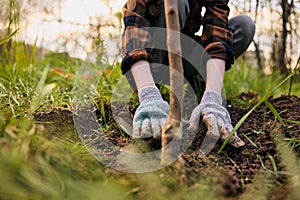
[0,115,218,199]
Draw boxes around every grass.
[0,117,128,200]
[220,72,295,152]
[224,57,300,105]
[1,32,300,199]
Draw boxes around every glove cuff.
[138,86,163,103]
[201,90,223,105]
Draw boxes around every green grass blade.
[28,36,38,65]
[293,55,300,72]
[0,29,19,45]
[219,73,294,153]
[289,55,299,96]
[242,133,258,149]
[257,155,267,170]
[286,120,300,125]
[267,153,278,173]
[29,66,56,114]
[224,153,243,175]
[265,100,286,126]
[219,98,265,153]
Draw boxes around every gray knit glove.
[188,91,245,156]
[133,87,169,139]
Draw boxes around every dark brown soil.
[34,94,300,199]
[181,95,300,198]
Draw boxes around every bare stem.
[161,0,184,164]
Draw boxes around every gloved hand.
[188,90,245,156]
[133,87,169,139]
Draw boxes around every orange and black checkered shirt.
[121,0,234,73]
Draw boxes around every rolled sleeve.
[121,0,161,74]
[201,0,234,70]
[121,48,153,74]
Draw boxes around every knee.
[229,15,256,58]
[230,15,256,38]
[240,15,256,37]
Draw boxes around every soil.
[181,94,300,198]
[34,94,300,199]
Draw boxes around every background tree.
[279,0,295,72]
[230,0,299,73]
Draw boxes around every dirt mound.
[34,95,300,199]
[181,95,299,197]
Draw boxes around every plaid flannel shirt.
[121,0,234,74]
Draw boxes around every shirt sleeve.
[201,0,234,70]
[121,0,161,74]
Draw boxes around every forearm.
[131,60,156,91]
[205,58,225,96]
[132,58,226,96]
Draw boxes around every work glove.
[188,90,245,157]
[133,87,169,139]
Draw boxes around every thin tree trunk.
[279,0,288,73]
[161,0,184,164]
[253,40,263,70]
[254,0,259,23]
[279,0,294,73]
[253,0,263,70]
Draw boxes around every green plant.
[288,55,300,96]
[224,58,300,101]
[220,73,294,152]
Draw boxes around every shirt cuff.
[121,48,153,74]
[205,42,235,71]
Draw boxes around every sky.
[19,0,127,60]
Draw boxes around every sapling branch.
[161,0,184,164]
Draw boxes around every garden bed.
[34,94,300,199]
